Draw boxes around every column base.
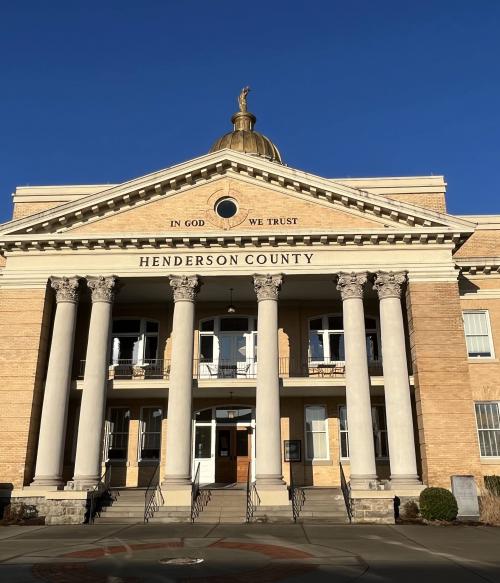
[349,474,379,490]
[255,479,289,506]
[66,475,100,491]
[389,475,421,488]
[256,474,286,487]
[29,476,64,490]
[161,481,192,507]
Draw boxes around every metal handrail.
[339,461,353,523]
[246,461,260,523]
[87,464,113,524]
[190,462,210,522]
[144,464,163,523]
[289,465,305,522]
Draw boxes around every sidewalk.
[0,523,499,582]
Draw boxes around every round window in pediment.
[215,197,238,219]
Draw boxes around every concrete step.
[94,516,142,524]
[100,510,145,518]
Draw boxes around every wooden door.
[235,427,252,482]
[215,428,236,483]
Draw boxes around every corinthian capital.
[373,271,407,299]
[51,276,81,304]
[336,272,368,300]
[253,274,283,302]
[170,275,201,302]
[87,275,119,303]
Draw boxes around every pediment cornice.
[0,150,476,248]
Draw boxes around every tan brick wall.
[12,201,67,220]
[455,231,500,258]
[383,193,446,213]
[0,287,52,488]
[406,281,482,487]
[68,178,388,235]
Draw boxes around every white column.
[337,272,378,489]
[374,271,419,486]
[254,274,287,497]
[162,275,200,503]
[31,277,81,488]
[70,276,118,490]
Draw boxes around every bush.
[479,486,500,525]
[419,487,458,521]
[484,475,500,496]
[401,500,420,519]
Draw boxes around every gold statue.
[238,86,250,112]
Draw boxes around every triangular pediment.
[0,150,476,247]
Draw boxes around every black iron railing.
[246,462,260,523]
[86,465,114,524]
[144,464,163,523]
[191,462,210,522]
[289,467,305,522]
[339,461,353,523]
[78,357,385,381]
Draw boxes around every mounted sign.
[284,440,302,463]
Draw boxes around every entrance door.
[215,427,252,483]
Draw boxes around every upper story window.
[463,311,495,358]
[199,316,257,377]
[111,318,159,364]
[475,402,500,457]
[309,315,380,363]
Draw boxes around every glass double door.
[215,426,252,483]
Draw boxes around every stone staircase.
[295,487,350,523]
[93,487,146,524]
[193,488,247,523]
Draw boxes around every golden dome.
[209,88,283,164]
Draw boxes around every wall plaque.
[284,440,301,463]
[451,475,480,521]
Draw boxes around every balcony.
[76,358,384,381]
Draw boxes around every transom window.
[463,311,495,358]
[111,318,159,365]
[339,404,389,460]
[309,315,379,363]
[475,402,500,457]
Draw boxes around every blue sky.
[1,1,499,223]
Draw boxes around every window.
[475,402,500,457]
[111,319,159,365]
[105,408,130,461]
[308,315,380,363]
[139,407,162,461]
[215,197,238,219]
[339,404,389,460]
[305,405,329,460]
[463,311,494,358]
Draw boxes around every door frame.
[192,404,256,485]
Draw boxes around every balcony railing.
[77,358,384,381]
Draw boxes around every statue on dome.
[238,86,250,112]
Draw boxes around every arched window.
[308,314,380,364]
[111,318,159,365]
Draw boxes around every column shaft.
[31,277,80,488]
[337,272,377,489]
[163,275,200,489]
[71,276,117,489]
[374,272,419,485]
[254,274,284,487]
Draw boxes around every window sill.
[468,358,498,363]
[480,457,500,464]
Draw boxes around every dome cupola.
[209,87,283,164]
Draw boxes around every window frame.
[198,316,258,365]
[138,406,163,462]
[304,404,330,461]
[474,401,500,458]
[110,317,160,366]
[338,404,389,461]
[462,310,495,359]
[104,406,131,462]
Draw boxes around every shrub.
[419,487,458,521]
[479,486,500,526]
[401,500,420,519]
[484,475,500,496]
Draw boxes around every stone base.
[256,484,290,507]
[350,491,395,524]
[161,484,192,507]
[2,490,90,525]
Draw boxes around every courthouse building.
[0,92,499,524]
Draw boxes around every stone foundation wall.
[351,497,395,524]
[7,495,88,525]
